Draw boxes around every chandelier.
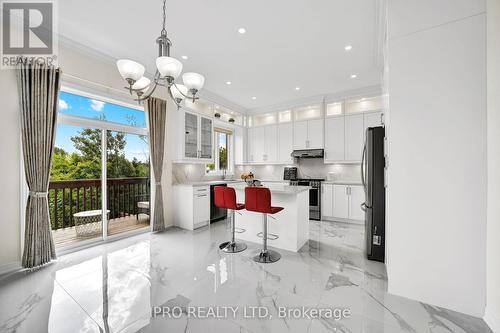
[116,0,205,106]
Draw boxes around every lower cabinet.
[173,185,210,230]
[322,184,365,222]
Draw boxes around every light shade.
[116,59,145,82]
[171,84,188,100]
[132,77,151,91]
[156,56,183,79]
[182,72,205,91]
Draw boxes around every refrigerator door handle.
[361,138,367,196]
[361,202,367,212]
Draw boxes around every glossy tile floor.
[0,220,492,333]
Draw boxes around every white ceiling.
[58,0,383,112]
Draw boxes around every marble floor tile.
[0,219,491,333]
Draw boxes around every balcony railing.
[48,177,150,230]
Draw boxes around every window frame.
[206,127,234,175]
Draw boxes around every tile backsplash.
[172,159,360,184]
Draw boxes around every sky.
[55,91,149,162]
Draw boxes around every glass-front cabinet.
[180,111,213,161]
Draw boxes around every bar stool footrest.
[256,232,279,240]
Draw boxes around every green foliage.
[50,128,149,181]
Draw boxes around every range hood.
[291,149,324,158]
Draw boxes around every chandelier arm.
[134,80,159,101]
[172,82,200,101]
[167,86,182,109]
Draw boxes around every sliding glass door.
[49,88,150,249]
[106,130,150,237]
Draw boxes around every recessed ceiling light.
[295,87,300,91]
[181,55,188,60]
[238,28,246,34]
[226,81,232,85]
[252,96,257,100]
[344,45,352,51]
[350,74,357,79]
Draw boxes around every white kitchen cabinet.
[264,125,278,162]
[173,185,210,230]
[345,114,364,162]
[278,123,293,163]
[321,184,333,217]
[293,121,308,149]
[322,184,365,222]
[293,119,324,150]
[307,119,324,149]
[234,126,246,165]
[332,185,349,219]
[173,110,213,163]
[324,117,345,162]
[247,127,255,162]
[253,127,266,162]
[348,185,365,221]
[364,112,384,131]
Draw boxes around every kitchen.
[172,92,386,262]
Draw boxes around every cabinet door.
[253,127,266,162]
[348,186,365,221]
[184,112,198,158]
[324,117,345,161]
[307,119,324,149]
[247,127,255,162]
[345,114,365,161]
[278,123,293,163]
[293,121,308,150]
[264,125,278,162]
[364,112,383,131]
[321,184,333,217]
[332,185,349,219]
[234,126,246,164]
[199,117,213,159]
[193,193,210,227]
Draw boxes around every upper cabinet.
[278,123,293,163]
[324,117,345,162]
[293,119,324,150]
[173,110,213,163]
[234,126,247,165]
[345,114,364,162]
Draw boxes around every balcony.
[48,177,150,247]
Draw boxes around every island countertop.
[229,183,310,194]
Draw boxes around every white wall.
[386,0,487,317]
[486,0,500,330]
[0,41,175,269]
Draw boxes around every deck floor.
[52,215,150,248]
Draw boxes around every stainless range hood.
[291,149,324,158]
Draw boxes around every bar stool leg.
[253,213,281,263]
[219,209,247,253]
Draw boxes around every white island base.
[231,184,310,252]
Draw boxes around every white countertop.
[229,183,310,194]
[323,180,363,185]
[174,180,243,187]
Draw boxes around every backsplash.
[172,159,361,184]
[236,159,361,181]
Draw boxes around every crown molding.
[247,85,383,115]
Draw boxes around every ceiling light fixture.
[295,87,300,91]
[181,55,188,60]
[350,74,357,79]
[226,81,232,85]
[238,28,246,34]
[116,0,204,107]
[344,45,352,51]
[252,96,257,100]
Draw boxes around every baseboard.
[485,306,500,333]
[0,261,21,276]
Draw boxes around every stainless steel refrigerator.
[361,126,386,262]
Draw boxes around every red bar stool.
[245,187,284,263]
[214,186,247,253]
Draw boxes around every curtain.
[17,58,61,268]
[146,97,167,232]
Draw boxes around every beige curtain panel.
[17,58,61,268]
[146,97,167,232]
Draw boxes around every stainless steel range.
[289,178,323,220]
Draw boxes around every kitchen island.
[229,183,310,252]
